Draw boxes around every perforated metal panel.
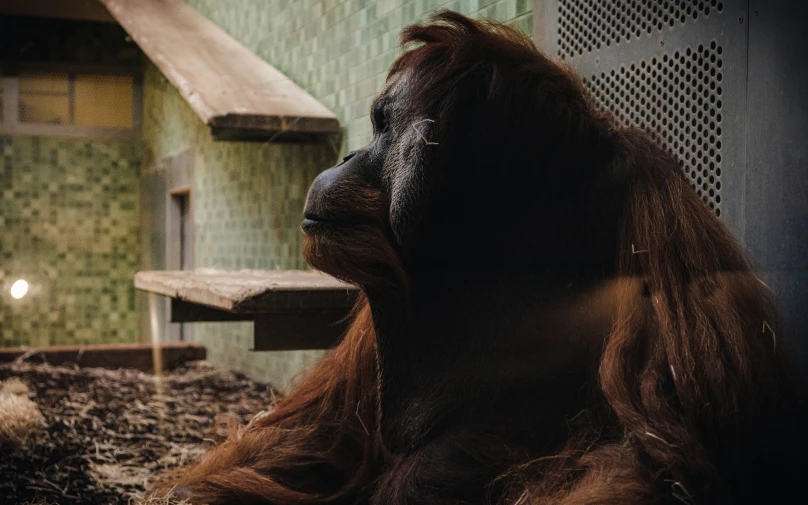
[558,1,726,58]
[535,0,746,238]
[582,42,725,214]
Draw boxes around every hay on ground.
[0,377,45,452]
[0,359,277,505]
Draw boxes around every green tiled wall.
[0,136,140,346]
[0,16,143,347]
[143,0,533,390]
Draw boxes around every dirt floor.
[0,359,276,505]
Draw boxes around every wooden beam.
[170,298,252,322]
[254,310,350,351]
[0,342,206,371]
[135,269,358,314]
[98,0,340,140]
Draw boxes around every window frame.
[0,62,142,139]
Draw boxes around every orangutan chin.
[159,11,805,505]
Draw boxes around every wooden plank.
[0,343,206,371]
[135,269,358,314]
[253,310,350,351]
[98,0,339,139]
[170,298,253,322]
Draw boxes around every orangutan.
[160,11,805,505]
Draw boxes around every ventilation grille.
[558,0,724,59]
[582,42,724,215]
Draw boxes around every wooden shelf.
[99,0,340,141]
[135,270,359,351]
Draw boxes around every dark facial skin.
[302,77,396,221]
[303,72,428,255]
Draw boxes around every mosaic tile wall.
[0,136,140,347]
[143,0,533,390]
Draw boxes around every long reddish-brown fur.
[156,11,804,505]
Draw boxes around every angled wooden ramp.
[99,0,339,141]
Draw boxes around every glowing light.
[10,280,29,299]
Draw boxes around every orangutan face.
[301,71,443,288]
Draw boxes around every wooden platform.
[135,270,359,350]
[98,0,340,141]
[0,342,206,371]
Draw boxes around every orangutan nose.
[304,165,342,220]
[304,151,361,220]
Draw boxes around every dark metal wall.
[535,0,808,372]
[744,0,808,372]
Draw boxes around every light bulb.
[10,280,29,299]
